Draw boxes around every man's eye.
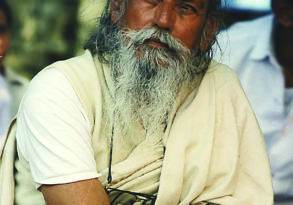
[178,3,198,14]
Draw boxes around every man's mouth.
[144,38,169,49]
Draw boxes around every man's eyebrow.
[178,0,206,9]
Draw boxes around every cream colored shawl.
[59,51,273,204]
[0,50,273,205]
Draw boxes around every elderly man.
[0,0,272,204]
[214,0,293,202]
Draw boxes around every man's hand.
[40,179,110,205]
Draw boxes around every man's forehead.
[123,0,210,10]
[180,0,209,4]
[136,0,209,5]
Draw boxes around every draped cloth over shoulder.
[0,50,273,205]
[155,64,273,205]
[59,51,273,205]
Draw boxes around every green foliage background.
[6,0,104,78]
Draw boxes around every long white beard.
[109,27,199,137]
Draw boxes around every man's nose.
[153,3,175,31]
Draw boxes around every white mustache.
[123,27,190,54]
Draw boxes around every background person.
[0,1,28,119]
[0,0,11,137]
[214,0,293,202]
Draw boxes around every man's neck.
[274,24,293,67]
[274,24,293,87]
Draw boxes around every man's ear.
[199,17,219,52]
[110,0,125,23]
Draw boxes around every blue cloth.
[214,14,293,197]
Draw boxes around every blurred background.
[6,0,101,78]
[5,0,272,79]
[3,0,293,204]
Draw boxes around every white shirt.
[16,68,100,187]
[5,68,29,117]
[214,15,293,196]
[0,67,28,139]
[0,74,10,137]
